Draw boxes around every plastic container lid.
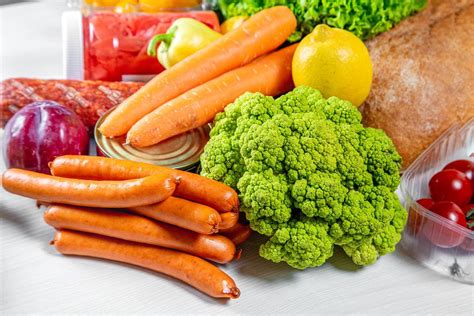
[94,108,210,171]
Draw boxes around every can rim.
[94,107,210,170]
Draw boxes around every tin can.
[94,108,209,171]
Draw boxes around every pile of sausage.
[2,155,252,299]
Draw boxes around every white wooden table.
[1,1,473,314]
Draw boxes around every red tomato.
[444,159,474,190]
[461,204,474,216]
[429,169,472,205]
[422,201,467,248]
[407,198,434,235]
[417,198,434,210]
[468,220,474,230]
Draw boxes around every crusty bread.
[361,0,474,168]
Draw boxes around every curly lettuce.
[217,0,427,42]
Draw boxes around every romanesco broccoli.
[200,86,406,269]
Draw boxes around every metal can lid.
[94,108,209,171]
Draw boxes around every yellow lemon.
[292,24,373,107]
[221,16,247,34]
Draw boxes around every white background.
[1,1,473,314]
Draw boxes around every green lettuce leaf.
[217,0,427,42]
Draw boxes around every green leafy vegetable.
[200,86,406,269]
[217,0,427,42]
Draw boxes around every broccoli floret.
[275,85,325,115]
[240,117,288,174]
[284,114,341,181]
[238,169,292,236]
[333,188,408,264]
[330,191,380,242]
[322,96,363,126]
[342,241,378,266]
[200,133,244,188]
[259,217,334,269]
[201,86,406,269]
[201,92,280,187]
[359,128,402,191]
[291,172,347,222]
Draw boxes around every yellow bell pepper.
[221,16,247,34]
[86,0,119,6]
[147,18,222,69]
[139,0,201,12]
[114,0,138,13]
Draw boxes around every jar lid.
[94,108,209,171]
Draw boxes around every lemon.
[292,24,373,107]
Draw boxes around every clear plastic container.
[399,118,474,284]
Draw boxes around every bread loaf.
[361,0,474,168]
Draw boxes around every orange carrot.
[127,44,297,147]
[99,6,297,137]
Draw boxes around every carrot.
[99,6,297,137]
[49,155,239,212]
[2,168,175,208]
[129,197,221,235]
[44,204,235,263]
[126,44,297,147]
[219,212,239,230]
[52,230,240,299]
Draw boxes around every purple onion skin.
[3,101,89,174]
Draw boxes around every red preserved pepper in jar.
[82,11,220,81]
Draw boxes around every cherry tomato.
[407,198,434,235]
[461,204,474,216]
[429,169,472,205]
[468,220,474,230]
[422,201,467,248]
[444,159,474,190]
[417,198,434,210]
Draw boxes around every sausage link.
[129,197,221,235]
[219,212,239,230]
[221,222,252,246]
[2,168,175,208]
[44,204,235,263]
[49,155,239,212]
[52,230,240,299]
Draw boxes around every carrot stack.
[98,6,298,147]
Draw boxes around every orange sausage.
[221,222,252,246]
[52,230,240,299]
[44,204,235,263]
[129,197,221,234]
[219,212,239,230]
[49,155,239,213]
[2,168,175,208]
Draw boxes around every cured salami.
[0,78,143,132]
